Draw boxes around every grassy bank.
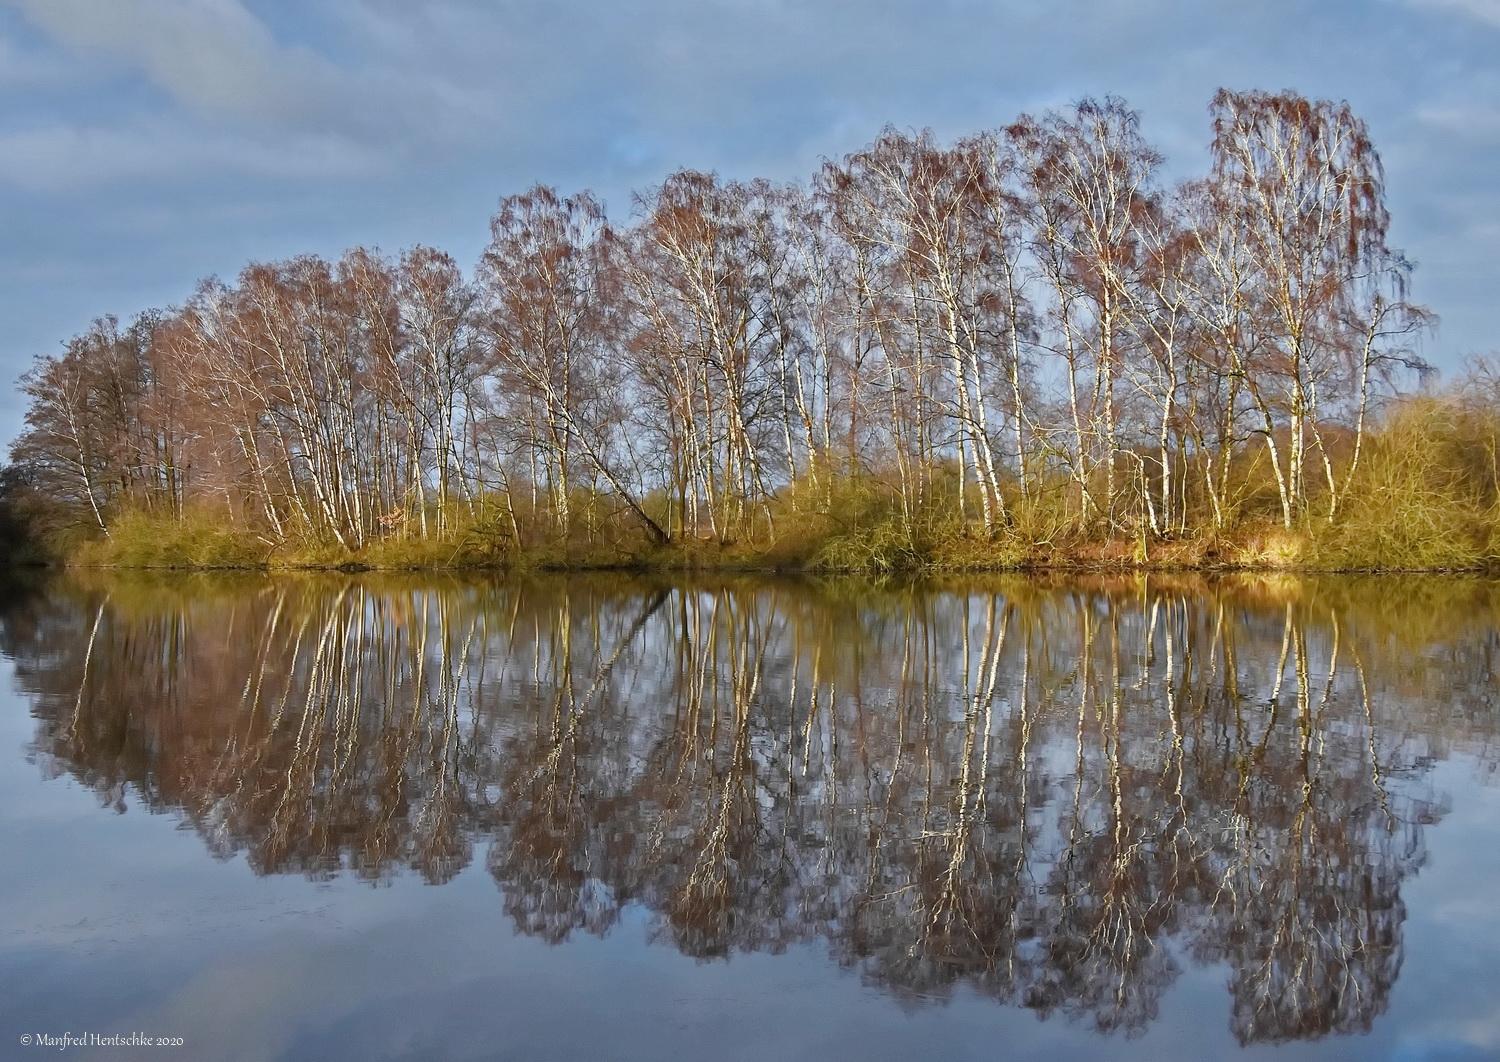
[59,507,1500,575]
[25,391,1500,577]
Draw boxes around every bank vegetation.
[6,89,1499,573]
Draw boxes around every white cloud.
[1,0,343,123]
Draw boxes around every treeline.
[8,89,1497,569]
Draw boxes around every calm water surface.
[1,571,1498,1061]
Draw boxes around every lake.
[2,571,1497,1061]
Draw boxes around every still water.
[1,571,1497,1061]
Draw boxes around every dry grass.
[59,396,1500,575]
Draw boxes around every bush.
[74,510,273,569]
[1314,396,1494,570]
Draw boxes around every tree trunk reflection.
[6,572,1492,1043]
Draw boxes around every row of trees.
[10,90,1432,556]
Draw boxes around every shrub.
[1314,396,1493,570]
[74,510,273,569]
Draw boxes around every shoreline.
[32,555,1500,577]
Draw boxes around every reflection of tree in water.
[1192,609,1422,1044]
[487,588,668,942]
[4,572,1491,1044]
[8,577,504,886]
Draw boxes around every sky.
[1,0,1498,452]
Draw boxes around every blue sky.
[2,0,1497,451]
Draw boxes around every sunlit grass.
[50,391,1500,576]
